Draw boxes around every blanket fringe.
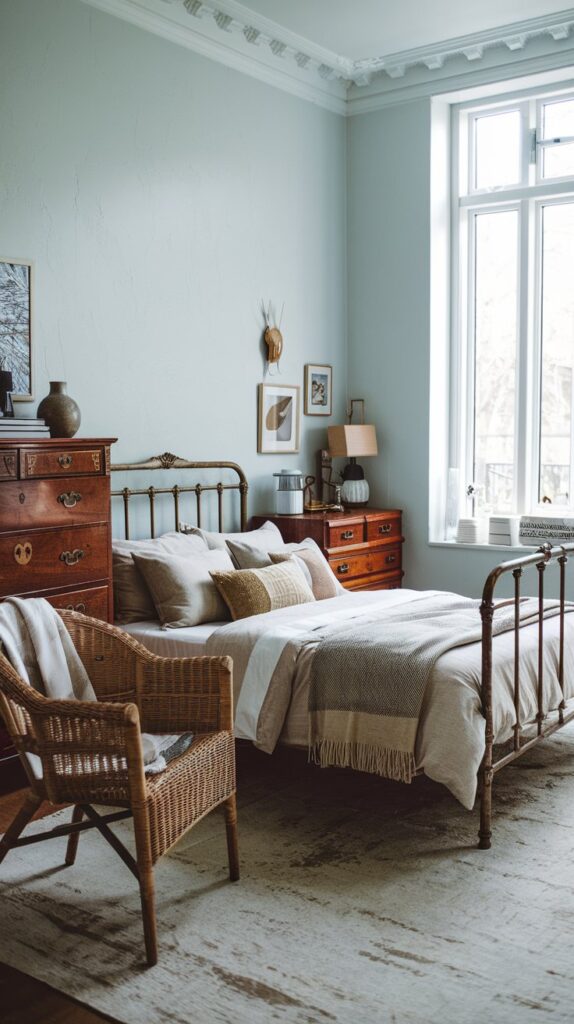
[309,740,415,784]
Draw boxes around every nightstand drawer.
[366,514,402,544]
[0,524,110,595]
[329,543,402,581]
[21,447,104,479]
[327,520,364,548]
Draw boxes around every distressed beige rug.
[1,734,574,1024]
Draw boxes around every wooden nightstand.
[250,508,404,591]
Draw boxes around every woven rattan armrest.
[138,655,233,734]
[27,696,144,805]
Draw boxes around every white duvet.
[124,589,574,809]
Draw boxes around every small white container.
[274,469,304,515]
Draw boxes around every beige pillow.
[179,519,284,554]
[270,546,341,600]
[132,548,234,629]
[112,531,209,624]
[228,536,343,600]
[210,560,315,621]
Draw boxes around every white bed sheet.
[122,620,222,657]
[120,591,574,810]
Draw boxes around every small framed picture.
[258,383,300,454]
[304,363,332,416]
[0,258,33,401]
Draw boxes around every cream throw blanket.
[309,592,571,783]
[0,598,192,775]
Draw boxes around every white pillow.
[179,519,284,554]
[131,548,234,629]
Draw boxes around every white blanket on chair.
[0,598,191,775]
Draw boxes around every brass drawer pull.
[379,524,392,534]
[337,563,350,575]
[65,601,86,612]
[341,530,354,540]
[57,454,73,468]
[60,548,85,566]
[58,491,82,509]
[385,553,397,564]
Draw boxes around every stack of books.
[456,517,487,544]
[0,417,51,438]
[519,516,574,545]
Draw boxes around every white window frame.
[451,84,574,522]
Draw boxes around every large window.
[453,88,574,520]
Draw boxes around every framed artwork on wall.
[304,363,332,416]
[0,258,33,401]
[258,383,300,454]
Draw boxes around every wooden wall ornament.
[262,300,284,374]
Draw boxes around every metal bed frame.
[111,454,574,849]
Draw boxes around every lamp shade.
[327,424,378,458]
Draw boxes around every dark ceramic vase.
[37,381,81,438]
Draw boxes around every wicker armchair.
[0,610,239,967]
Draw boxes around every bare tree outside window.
[0,260,32,399]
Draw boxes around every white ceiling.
[238,0,573,59]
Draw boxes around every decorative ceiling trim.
[80,0,574,115]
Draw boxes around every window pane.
[541,98,574,179]
[539,202,574,505]
[473,210,519,513]
[543,142,574,180]
[474,110,521,190]
[542,98,574,138]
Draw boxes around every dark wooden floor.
[0,789,116,1024]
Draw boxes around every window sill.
[429,540,538,553]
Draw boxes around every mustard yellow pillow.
[210,560,315,621]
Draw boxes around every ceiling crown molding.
[80,0,574,115]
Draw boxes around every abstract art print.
[304,363,332,416]
[0,259,33,400]
[258,383,300,453]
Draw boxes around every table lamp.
[327,400,378,508]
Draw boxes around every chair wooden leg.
[0,791,43,865]
[132,807,158,967]
[224,793,240,882]
[65,806,84,866]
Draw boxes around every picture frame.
[258,383,300,454]
[304,363,332,416]
[0,258,33,401]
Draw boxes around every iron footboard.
[478,542,574,849]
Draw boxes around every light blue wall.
[0,0,347,517]
[347,99,532,599]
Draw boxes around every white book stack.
[519,516,574,545]
[489,516,520,546]
[0,417,51,438]
[456,518,486,544]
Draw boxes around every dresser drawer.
[329,543,402,582]
[347,572,403,592]
[0,451,17,480]
[366,514,402,545]
[21,447,104,479]
[327,519,365,548]
[0,524,110,596]
[0,476,109,530]
[45,584,110,619]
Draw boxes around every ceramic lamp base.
[341,477,370,507]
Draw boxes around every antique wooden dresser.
[251,508,404,591]
[0,436,116,792]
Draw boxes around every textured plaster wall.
[0,0,346,523]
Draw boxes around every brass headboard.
[111,452,248,539]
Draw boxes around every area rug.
[1,734,574,1024]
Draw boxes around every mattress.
[122,619,222,658]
